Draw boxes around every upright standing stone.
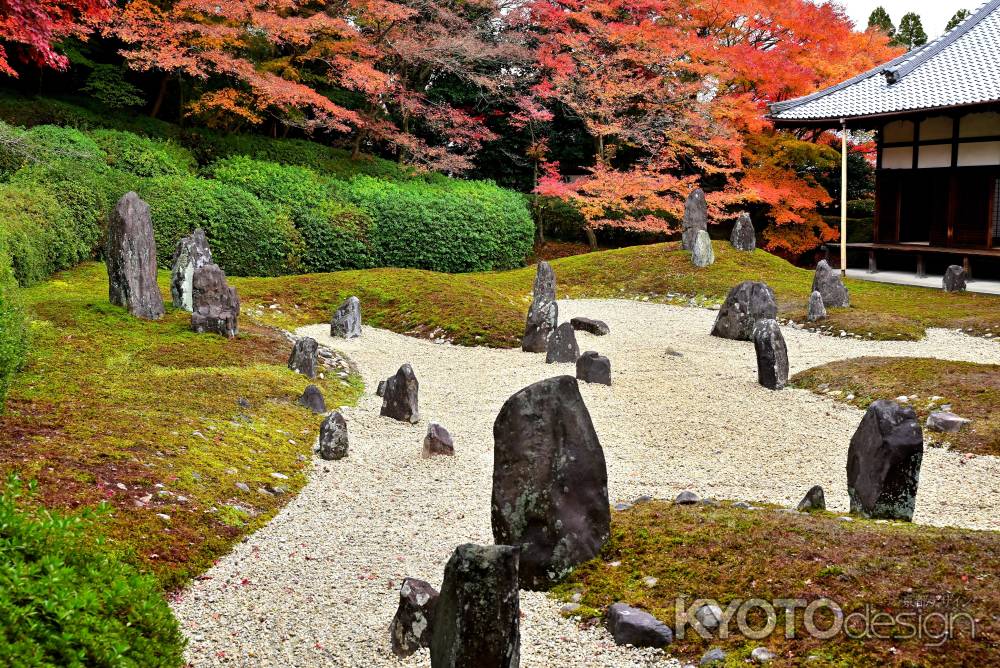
[105,192,165,320]
[430,544,520,668]
[807,290,827,322]
[381,363,420,424]
[288,337,319,379]
[423,423,455,457]
[797,485,826,512]
[522,261,558,353]
[847,400,923,521]
[812,260,850,308]
[331,296,362,338]
[170,228,212,311]
[545,322,580,364]
[390,578,439,658]
[753,319,789,390]
[691,230,715,267]
[317,411,349,460]
[297,385,326,413]
[730,212,755,251]
[191,263,239,338]
[681,188,708,251]
[710,281,778,341]
[492,376,610,590]
[943,265,967,293]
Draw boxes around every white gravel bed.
[172,299,1000,666]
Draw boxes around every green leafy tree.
[868,6,896,38]
[947,9,971,31]
[895,12,928,49]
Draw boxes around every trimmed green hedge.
[0,244,27,410]
[0,476,185,667]
[0,182,85,286]
[90,129,196,177]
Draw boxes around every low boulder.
[812,260,850,308]
[522,261,558,353]
[691,230,715,267]
[423,423,455,457]
[317,411,349,460]
[796,485,826,512]
[170,228,212,312]
[807,290,827,322]
[545,322,580,364]
[675,491,699,505]
[381,363,420,424]
[105,192,165,320]
[297,385,326,414]
[430,543,520,668]
[288,337,319,379]
[710,281,778,341]
[390,578,439,658]
[331,296,362,338]
[576,351,611,386]
[730,212,755,252]
[606,603,673,648]
[926,411,970,433]
[492,376,610,589]
[570,317,610,336]
[191,263,240,338]
[753,319,789,390]
[943,265,967,293]
[681,188,708,251]
[847,400,923,521]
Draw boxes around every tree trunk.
[583,225,598,250]
[150,74,169,118]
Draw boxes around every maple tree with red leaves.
[0,0,111,77]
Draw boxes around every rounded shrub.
[342,176,534,272]
[0,247,27,410]
[89,129,196,177]
[140,175,303,276]
[296,200,375,272]
[0,182,81,286]
[24,125,106,163]
[0,475,185,668]
[206,156,329,210]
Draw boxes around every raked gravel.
[172,299,1000,667]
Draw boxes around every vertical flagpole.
[840,120,848,278]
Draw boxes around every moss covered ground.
[0,262,361,588]
[555,500,998,667]
[235,241,1000,347]
[792,357,1000,457]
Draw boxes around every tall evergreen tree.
[947,9,971,31]
[895,12,928,49]
[868,6,896,37]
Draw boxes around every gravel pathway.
[172,299,1000,667]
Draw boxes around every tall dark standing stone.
[729,212,756,252]
[381,363,420,423]
[288,337,319,379]
[170,228,212,311]
[390,578,439,658]
[752,319,789,390]
[545,322,580,364]
[318,411,349,460]
[812,260,850,308]
[331,296,362,338]
[710,281,778,341]
[430,544,520,668]
[522,261,558,353]
[681,188,708,251]
[847,400,924,521]
[492,376,610,590]
[943,265,967,293]
[105,192,165,320]
[191,263,240,338]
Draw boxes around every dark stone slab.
[390,578,439,658]
[847,400,923,521]
[191,263,240,338]
[606,603,673,648]
[331,296,362,338]
[522,261,558,353]
[730,212,755,252]
[710,281,777,341]
[797,485,826,512]
[570,317,610,336]
[318,411,349,460]
[943,265,967,293]
[812,260,850,308]
[545,322,580,364]
[105,192,165,320]
[288,337,319,379]
[681,188,708,251]
[297,384,326,413]
[576,351,611,385]
[381,363,419,424]
[753,319,789,390]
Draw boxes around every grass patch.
[234,242,1000,346]
[792,357,1000,456]
[554,500,998,667]
[0,262,362,588]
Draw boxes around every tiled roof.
[770,0,1000,123]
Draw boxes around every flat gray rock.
[926,411,970,433]
[605,603,673,648]
[570,317,610,336]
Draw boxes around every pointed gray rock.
[943,265,967,293]
[390,578,438,658]
[297,385,326,414]
[730,212,755,251]
[492,376,610,589]
[710,281,778,341]
[606,603,673,648]
[576,351,611,385]
[170,228,212,311]
[331,296,361,338]
[522,261,558,352]
[288,337,319,379]
[797,485,826,512]
[318,411,349,460]
[191,263,239,338]
[847,400,923,521]
[926,411,970,433]
[812,260,850,308]
[681,188,708,251]
[423,423,455,457]
[807,290,827,322]
[691,229,715,267]
[105,192,165,320]
[381,363,419,423]
[545,322,580,363]
[430,544,520,668]
[753,319,789,390]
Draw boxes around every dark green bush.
[206,156,330,209]
[343,176,534,272]
[847,198,876,218]
[24,125,106,163]
[295,200,375,272]
[0,182,83,286]
[0,475,185,668]
[0,246,27,410]
[0,94,103,130]
[89,129,196,177]
[532,195,586,242]
[140,175,303,276]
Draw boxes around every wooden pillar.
[916,254,926,278]
[963,256,972,281]
[868,250,877,274]
[840,120,848,276]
